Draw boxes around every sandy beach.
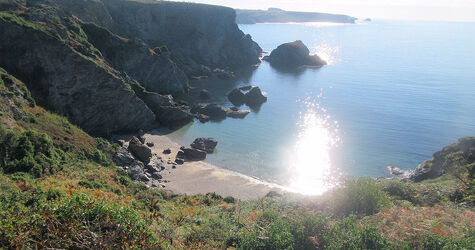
[142,129,287,200]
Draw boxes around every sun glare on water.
[312,43,340,65]
[287,96,341,196]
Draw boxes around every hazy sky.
[182,0,475,22]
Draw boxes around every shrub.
[422,233,474,250]
[330,177,390,216]
[0,127,61,177]
[323,217,393,250]
[224,196,236,203]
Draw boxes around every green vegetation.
[0,69,473,248]
[0,12,61,40]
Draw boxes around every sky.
[181,0,475,22]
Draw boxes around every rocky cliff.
[0,0,261,135]
[57,0,262,76]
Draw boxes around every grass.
[0,12,61,41]
[0,52,473,249]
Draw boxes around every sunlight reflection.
[312,43,340,65]
[287,95,341,195]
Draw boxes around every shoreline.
[142,129,287,200]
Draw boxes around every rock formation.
[190,138,218,153]
[410,137,475,182]
[0,0,262,135]
[227,86,267,108]
[263,40,326,68]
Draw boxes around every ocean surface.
[167,20,475,194]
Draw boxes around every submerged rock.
[264,40,326,68]
[128,137,152,164]
[226,109,250,119]
[190,138,218,153]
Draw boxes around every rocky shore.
[112,130,285,200]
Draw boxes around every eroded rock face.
[82,23,189,95]
[0,18,156,135]
[190,138,218,153]
[63,0,262,76]
[264,40,326,68]
[128,137,152,164]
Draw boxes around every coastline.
[143,129,287,200]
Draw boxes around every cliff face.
[0,14,156,135]
[0,0,261,135]
[59,0,262,76]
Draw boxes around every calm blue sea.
[167,20,475,188]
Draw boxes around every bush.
[323,217,393,250]
[422,233,474,250]
[382,180,417,203]
[330,177,390,216]
[0,127,61,177]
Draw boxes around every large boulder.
[128,137,152,164]
[227,86,267,108]
[190,138,218,153]
[190,103,227,120]
[228,88,246,106]
[245,86,267,107]
[182,147,207,161]
[263,40,326,68]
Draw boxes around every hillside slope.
[0,65,474,250]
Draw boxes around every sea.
[166,20,475,194]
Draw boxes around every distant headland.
[236,8,357,24]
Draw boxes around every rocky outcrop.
[410,137,475,182]
[130,83,193,128]
[0,15,156,135]
[191,103,228,120]
[263,40,326,68]
[0,0,262,135]
[181,147,207,161]
[228,88,246,105]
[226,108,250,119]
[190,138,218,153]
[227,86,267,108]
[128,137,152,164]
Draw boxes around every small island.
[263,40,327,68]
